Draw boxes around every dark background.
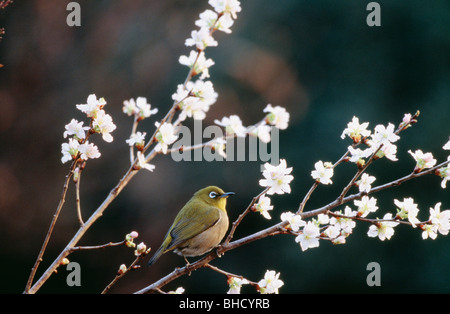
[0,0,449,294]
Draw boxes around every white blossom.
[263,104,289,130]
[341,116,371,142]
[248,124,271,143]
[185,27,218,50]
[76,94,106,118]
[126,131,146,147]
[443,137,450,150]
[254,195,273,219]
[179,50,215,79]
[78,141,101,161]
[215,115,247,137]
[259,159,294,195]
[63,119,89,140]
[437,162,450,188]
[311,161,334,185]
[154,122,178,154]
[354,195,378,217]
[394,197,420,227]
[92,110,116,143]
[209,0,242,19]
[357,173,376,193]
[137,151,155,172]
[367,213,399,241]
[429,202,450,235]
[295,221,320,251]
[371,123,400,145]
[61,138,80,164]
[258,270,283,294]
[280,211,305,231]
[227,277,249,294]
[408,149,437,172]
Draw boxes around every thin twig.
[75,167,84,226]
[102,250,150,294]
[69,240,126,252]
[223,187,269,244]
[24,159,78,293]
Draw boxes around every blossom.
[135,97,158,120]
[311,161,334,185]
[323,224,341,239]
[136,151,155,172]
[179,50,215,79]
[118,264,127,275]
[209,138,227,159]
[408,149,437,172]
[227,277,249,294]
[259,159,294,195]
[357,173,376,193]
[78,141,101,161]
[76,94,106,118]
[329,206,356,234]
[295,221,321,251]
[436,162,450,188]
[371,123,400,145]
[185,27,218,50]
[154,122,178,154]
[196,9,234,34]
[280,211,305,231]
[134,242,147,256]
[263,104,289,130]
[188,80,218,105]
[316,213,330,225]
[341,116,371,143]
[195,9,220,29]
[429,202,450,235]
[443,137,450,150]
[248,124,271,143]
[168,287,185,294]
[126,131,146,148]
[257,270,283,294]
[92,110,116,143]
[61,138,80,163]
[394,197,420,227]
[347,146,373,163]
[209,0,242,19]
[215,115,247,137]
[367,213,399,241]
[354,196,378,217]
[421,224,438,240]
[176,80,217,121]
[63,119,89,139]
[254,195,273,219]
[375,141,398,161]
[123,97,158,120]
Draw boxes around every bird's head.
[194,186,235,210]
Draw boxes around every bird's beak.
[220,192,235,198]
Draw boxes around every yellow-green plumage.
[148,186,234,266]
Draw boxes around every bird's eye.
[209,191,218,199]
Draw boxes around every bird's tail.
[147,245,165,266]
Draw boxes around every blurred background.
[0,0,449,294]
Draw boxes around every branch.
[24,159,78,293]
[25,165,139,294]
[133,159,448,293]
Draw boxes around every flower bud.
[118,264,127,275]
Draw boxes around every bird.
[148,186,234,266]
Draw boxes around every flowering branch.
[24,0,450,295]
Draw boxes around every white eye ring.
[209,191,218,199]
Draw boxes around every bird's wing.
[166,204,220,251]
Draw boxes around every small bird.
[148,186,234,266]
